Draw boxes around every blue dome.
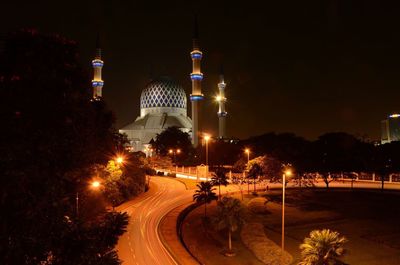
[140,76,187,110]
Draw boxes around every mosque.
[119,76,192,152]
[91,21,228,153]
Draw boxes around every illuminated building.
[92,36,104,100]
[216,67,227,139]
[381,114,400,144]
[119,77,192,152]
[190,17,204,147]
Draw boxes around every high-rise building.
[91,36,104,100]
[189,17,204,147]
[216,67,227,139]
[381,114,400,144]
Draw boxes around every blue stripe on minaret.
[190,73,203,80]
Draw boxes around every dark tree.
[248,163,263,193]
[211,168,229,199]
[152,126,195,164]
[0,29,127,264]
[209,139,242,166]
[193,181,218,219]
[242,132,311,172]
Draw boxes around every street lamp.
[281,168,292,265]
[76,180,102,218]
[91,180,101,189]
[116,155,124,165]
[204,134,211,181]
[245,148,250,163]
[204,135,210,166]
[244,148,250,194]
[168,149,182,170]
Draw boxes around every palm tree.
[214,197,245,255]
[299,229,348,265]
[248,163,263,193]
[193,181,218,218]
[211,169,229,200]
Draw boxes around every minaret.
[190,17,204,146]
[92,35,104,100]
[217,66,227,139]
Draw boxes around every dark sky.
[2,1,400,140]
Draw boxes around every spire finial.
[193,15,199,50]
[194,15,199,39]
[96,33,101,49]
[95,33,101,59]
[219,64,224,83]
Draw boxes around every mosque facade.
[91,20,229,153]
[119,76,192,152]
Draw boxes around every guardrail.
[155,167,400,185]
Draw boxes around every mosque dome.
[140,77,187,117]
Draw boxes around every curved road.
[116,177,192,265]
[116,175,400,265]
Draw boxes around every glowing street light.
[168,149,182,168]
[244,148,250,163]
[91,180,101,189]
[116,156,124,165]
[76,180,102,218]
[204,134,210,166]
[204,134,211,181]
[281,167,293,265]
[244,148,250,194]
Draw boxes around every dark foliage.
[152,126,196,165]
[0,29,128,264]
[240,131,400,176]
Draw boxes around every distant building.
[381,114,400,144]
[119,76,192,152]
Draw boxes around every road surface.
[116,177,192,265]
[116,174,400,265]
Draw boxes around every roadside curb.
[170,177,190,190]
[158,202,200,265]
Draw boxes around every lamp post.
[76,180,101,218]
[169,148,181,172]
[281,169,292,265]
[204,135,210,165]
[76,192,79,218]
[245,148,250,194]
[204,135,211,181]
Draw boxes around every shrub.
[241,223,292,265]
[167,173,177,178]
[144,167,157,176]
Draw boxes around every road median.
[159,202,200,265]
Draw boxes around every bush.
[167,172,176,178]
[157,171,165,176]
[144,167,157,176]
[247,197,269,214]
[241,223,292,265]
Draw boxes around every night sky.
[2,1,400,141]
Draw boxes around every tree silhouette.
[248,163,263,193]
[193,181,217,218]
[153,126,194,164]
[211,169,229,199]
[213,197,245,255]
[0,29,129,264]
